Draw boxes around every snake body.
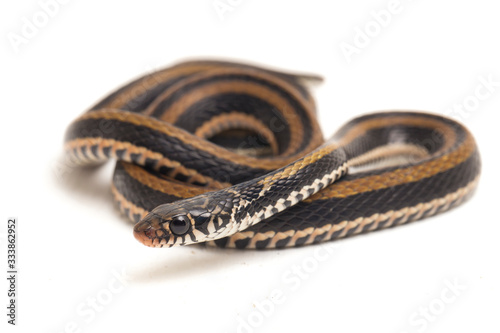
[64,60,481,249]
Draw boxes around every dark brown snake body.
[64,60,481,249]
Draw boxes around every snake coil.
[64,60,481,249]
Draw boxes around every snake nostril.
[133,221,157,246]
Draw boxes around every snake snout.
[133,221,155,247]
[133,214,170,247]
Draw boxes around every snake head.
[133,196,224,248]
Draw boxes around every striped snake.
[64,60,481,249]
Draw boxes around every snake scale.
[64,60,481,249]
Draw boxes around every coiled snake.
[64,60,481,249]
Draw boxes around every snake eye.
[170,215,191,235]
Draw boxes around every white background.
[1,0,499,332]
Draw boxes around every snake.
[64,60,481,249]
